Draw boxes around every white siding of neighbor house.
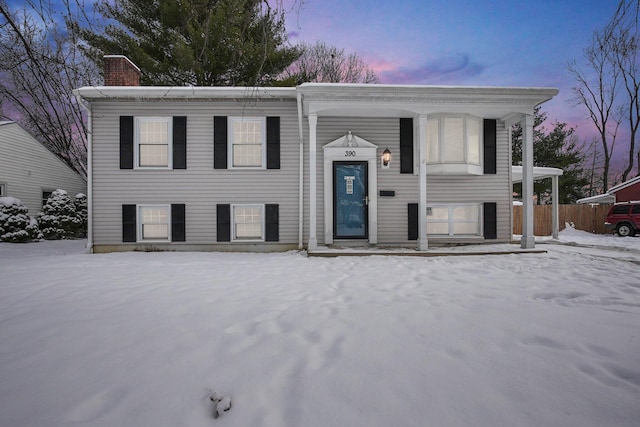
[0,122,86,214]
[90,99,301,249]
[304,117,512,245]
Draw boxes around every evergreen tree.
[512,108,590,204]
[74,0,300,86]
[38,189,81,239]
[0,197,41,243]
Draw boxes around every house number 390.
[344,150,356,157]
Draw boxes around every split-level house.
[74,56,557,253]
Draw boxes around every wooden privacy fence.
[513,204,612,235]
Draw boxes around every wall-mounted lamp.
[381,147,391,169]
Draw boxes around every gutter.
[74,94,93,253]
[297,91,304,250]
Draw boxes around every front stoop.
[308,244,547,257]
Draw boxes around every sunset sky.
[283,0,620,150]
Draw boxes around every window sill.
[425,163,483,175]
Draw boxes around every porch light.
[381,147,391,168]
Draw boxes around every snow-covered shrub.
[74,193,88,238]
[0,197,41,243]
[38,189,81,240]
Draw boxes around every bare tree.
[606,0,640,180]
[0,0,100,178]
[568,27,622,191]
[282,41,378,84]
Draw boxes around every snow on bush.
[0,197,41,243]
[38,189,82,240]
[74,193,88,238]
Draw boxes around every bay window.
[425,114,482,174]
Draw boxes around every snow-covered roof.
[607,175,640,193]
[511,165,563,183]
[74,84,558,121]
[576,193,616,205]
[576,176,640,204]
[73,86,298,100]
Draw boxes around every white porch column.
[552,174,560,239]
[308,113,318,250]
[417,115,428,251]
[521,114,535,249]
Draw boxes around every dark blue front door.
[334,162,368,239]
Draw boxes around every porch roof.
[298,83,558,120]
[511,165,563,183]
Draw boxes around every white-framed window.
[0,183,6,197]
[232,204,264,241]
[138,205,171,241]
[424,114,482,174]
[42,190,54,208]
[426,204,481,236]
[228,117,266,169]
[135,117,172,168]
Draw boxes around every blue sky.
[284,0,618,142]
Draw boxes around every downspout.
[75,94,93,253]
[296,91,304,250]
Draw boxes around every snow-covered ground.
[1,229,639,427]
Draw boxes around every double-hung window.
[229,117,266,168]
[426,204,481,236]
[135,117,172,168]
[138,205,170,241]
[232,204,264,241]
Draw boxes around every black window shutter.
[214,116,228,169]
[400,118,414,174]
[217,204,231,242]
[408,203,418,240]
[122,204,137,242]
[120,116,134,169]
[265,204,279,242]
[483,202,497,239]
[266,117,280,169]
[171,204,186,242]
[173,117,187,169]
[483,119,497,174]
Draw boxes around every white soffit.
[511,165,563,183]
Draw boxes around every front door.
[334,161,368,239]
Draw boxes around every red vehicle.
[604,201,640,237]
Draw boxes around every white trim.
[0,183,6,197]
[227,116,267,170]
[417,115,428,250]
[608,175,640,193]
[420,114,483,175]
[137,204,171,242]
[308,114,318,250]
[323,133,378,245]
[231,204,265,242]
[134,117,173,169]
[426,203,482,237]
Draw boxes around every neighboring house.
[0,121,86,214]
[577,176,640,205]
[74,56,557,253]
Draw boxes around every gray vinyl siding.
[0,122,86,214]
[90,99,300,247]
[305,118,512,245]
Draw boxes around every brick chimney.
[103,55,141,86]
